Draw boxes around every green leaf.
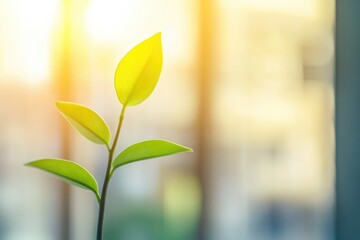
[56,101,111,146]
[25,158,100,202]
[114,32,163,106]
[111,140,192,173]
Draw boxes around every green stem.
[97,106,126,240]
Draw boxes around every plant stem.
[97,106,126,240]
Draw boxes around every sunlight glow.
[85,0,138,43]
[0,0,58,84]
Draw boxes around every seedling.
[25,33,192,240]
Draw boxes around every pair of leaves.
[26,140,192,201]
[55,32,163,146]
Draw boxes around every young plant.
[25,33,192,240]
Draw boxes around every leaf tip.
[24,160,42,167]
[55,101,67,110]
[154,32,162,39]
[24,162,31,167]
[186,147,193,152]
[151,32,162,47]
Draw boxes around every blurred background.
[0,0,335,239]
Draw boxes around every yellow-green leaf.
[56,101,111,146]
[25,158,100,202]
[114,32,163,106]
[111,139,192,174]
